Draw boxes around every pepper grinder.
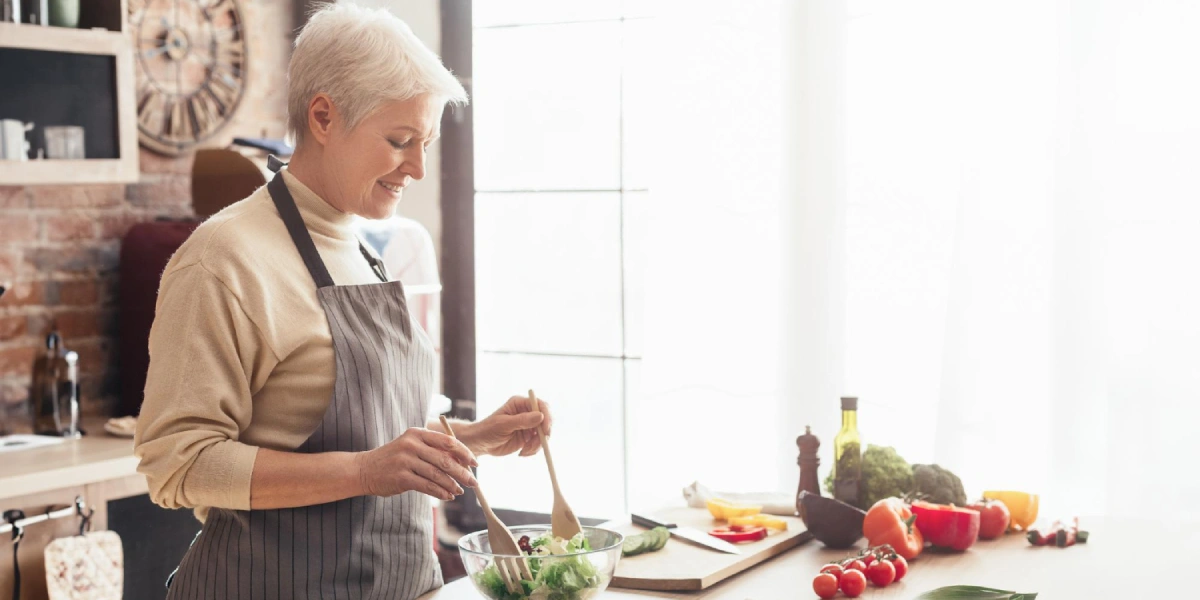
[796,425,821,514]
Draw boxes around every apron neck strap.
[266,171,336,289]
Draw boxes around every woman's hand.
[355,427,479,500]
[461,394,554,458]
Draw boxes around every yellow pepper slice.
[705,498,762,520]
[729,514,788,531]
[982,491,1039,531]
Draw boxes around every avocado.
[798,491,866,549]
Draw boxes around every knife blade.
[631,513,742,555]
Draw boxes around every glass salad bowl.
[458,525,624,600]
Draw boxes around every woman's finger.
[518,434,540,457]
[537,398,553,437]
[406,460,462,501]
[415,442,478,489]
[422,429,478,468]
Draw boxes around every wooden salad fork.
[528,390,583,540]
[439,416,532,593]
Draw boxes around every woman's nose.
[402,148,427,181]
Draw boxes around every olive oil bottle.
[832,396,862,506]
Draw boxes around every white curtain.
[641,0,1200,521]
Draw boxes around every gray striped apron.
[164,165,443,600]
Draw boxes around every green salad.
[474,532,604,600]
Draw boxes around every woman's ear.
[307,94,336,145]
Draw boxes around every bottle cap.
[841,396,858,411]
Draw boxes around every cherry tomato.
[843,559,866,573]
[890,556,909,582]
[812,573,839,599]
[840,569,867,598]
[866,559,895,587]
[862,554,875,568]
[819,564,843,585]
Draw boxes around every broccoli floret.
[822,444,913,510]
[859,445,914,509]
[911,464,966,506]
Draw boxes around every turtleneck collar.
[280,168,357,243]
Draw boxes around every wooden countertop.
[0,421,139,502]
[420,516,1193,598]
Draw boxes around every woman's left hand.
[464,394,553,457]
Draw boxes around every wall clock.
[129,0,248,156]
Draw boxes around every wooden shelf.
[0,22,126,56]
[0,19,139,185]
[0,158,138,185]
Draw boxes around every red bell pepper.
[910,501,980,551]
[709,524,768,543]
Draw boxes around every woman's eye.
[389,139,411,150]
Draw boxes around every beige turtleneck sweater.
[134,169,387,521]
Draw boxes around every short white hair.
[287,2,469,145]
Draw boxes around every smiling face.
[315,94,444,219]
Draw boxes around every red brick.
[52,309,106,339]
[0,250,33,281]
[24,313,51,339]
[29,185,125,209]
[0,187,28,209]
[27,244,119,275]
[98,213,150,240]
[0,315,27,341]
[0,281,43,308]
[44,215,96,242]
[126,175,191,209]
[0,215,38,244]
[139,147,194,175]
[0,345,37,377]
[74,339,111,377]
[97,276,118,307]
[49,280,99,306]
[0,251,16,280]
[1,379,29,407]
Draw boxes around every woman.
[133,5,551,599]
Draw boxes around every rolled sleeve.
[134,262,277,511]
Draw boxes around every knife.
[631,513,742,555]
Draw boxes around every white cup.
[0,119,34,161]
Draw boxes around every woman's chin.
[364,191,402,219]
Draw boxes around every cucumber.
[622,527,670,557]
[621,533,649,557]
[649,527,669,551]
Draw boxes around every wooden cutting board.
[603,507,813,591]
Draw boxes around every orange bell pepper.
[863,498,924,560]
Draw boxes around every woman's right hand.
[355,427,479,500]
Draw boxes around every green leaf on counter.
[915,586,1038,600]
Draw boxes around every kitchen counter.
[420,516,1194,598]
[0,420,153,600]
[0,423,139,503]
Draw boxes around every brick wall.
[0,0,295,430]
